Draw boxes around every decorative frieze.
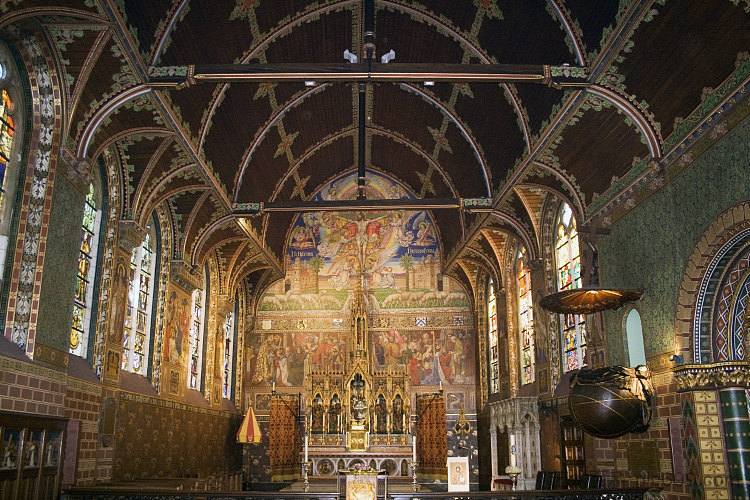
[673,361,750,391]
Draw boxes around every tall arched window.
[70,181,102,358]
[189,285,206,390]
[122,219,158,374]
[625,309,646,366]
[554,202,586,372]
[222,310,235,399]
[0,88,14,215]
[0,44,25,284]
[488,278,499,393]
[517,247,534,385]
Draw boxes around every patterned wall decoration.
[2,27,60,358]
[710,247,749,362]
[680,392,704,500]
[269,396,299,481]
[599,116,750,358]
[416,394,447,478]
[692,391,728,499]
[112,391,241,481]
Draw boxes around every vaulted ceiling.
[4,0,749,298]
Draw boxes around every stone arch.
[674,202,750,364]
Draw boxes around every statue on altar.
[350,375,368,424]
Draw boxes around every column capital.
[59,149,93,196]
[169,259,201,292]
[217,295,234,318]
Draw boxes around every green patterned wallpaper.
[37,174,85,352]
[599,115,750,363]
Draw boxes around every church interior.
[0,1,748,499]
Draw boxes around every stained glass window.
[0,89,15,215]
[222,311,234,399]
[555,203,586,372]
[70,183,100,357]
[517,248,534,384]
[488,279,499,393]
[189,287,205,389]
[122,222,156,374]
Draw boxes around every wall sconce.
[669,354,684,365]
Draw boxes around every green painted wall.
[598,115,750,363]
[37,174,85,352]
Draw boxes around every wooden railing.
[61,486,660,500]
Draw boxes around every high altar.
[304,284,414,477]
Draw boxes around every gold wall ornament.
[673,361,750,391]
[453,406,471,435]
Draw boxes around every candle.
[412,437,417,462]
[304,435,308,462]
[439,381,442,391]
[272,382,275,392]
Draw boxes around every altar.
[338,470,387,500]
[303,283,417,477]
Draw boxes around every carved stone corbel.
[117,220,146,253]
[169,260,201,292]
[59,150,94,196]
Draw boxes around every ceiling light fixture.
[380,49,395,64]
[304,80,316,87]
[343,49,358,64]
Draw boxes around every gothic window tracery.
[517,247,534,385]
[122,218,157,374]
[554,203,586,372]
[70,182,102,358]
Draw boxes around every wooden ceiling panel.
[553,104,650,204]
[615,1,750,139]
[477,1,573,65]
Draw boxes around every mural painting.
[108,256,128,342]
[252,172,475,412]
[163,285,190,364]
[248,328,474,389]
[259,172,467,313]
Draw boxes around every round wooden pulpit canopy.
[539,287,643,314]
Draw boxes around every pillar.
[718,387,750,498]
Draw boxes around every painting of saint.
[109,259,128,342]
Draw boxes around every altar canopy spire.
[351,280,368,355]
